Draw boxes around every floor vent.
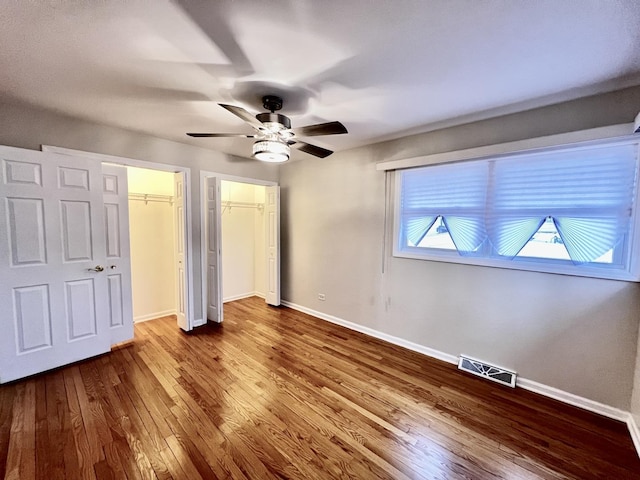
[458,355,517,388]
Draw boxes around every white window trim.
[391,135,640,282]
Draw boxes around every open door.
[0,146,113,382]
[102,164,134,344]
[174,172,189,330]
[206,176,223,323]
[265,185,281,306]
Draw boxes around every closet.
[221,180,266,302]
[127,166,178,322]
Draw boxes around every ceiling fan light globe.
[279,130,294,139]
[254,152,289,163]
[252,140,290,163]
[262,121,286,132]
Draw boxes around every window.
[394,139,640,280]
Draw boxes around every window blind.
[401,161,488,255]
[487,143,638,262]
[399,141,639,265]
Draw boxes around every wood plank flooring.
[1,296,639,479]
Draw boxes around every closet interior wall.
[127,166,177,322]
[221,181,266,302]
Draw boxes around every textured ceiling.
[1,0,639,160]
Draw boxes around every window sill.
[393,247,639,282]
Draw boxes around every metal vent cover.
[458,355,517,388]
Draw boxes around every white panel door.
[265,186,280,306]
[102,165,133,344]
[174,172,189,330]
[0,146,111,383]
[206,176,223,323]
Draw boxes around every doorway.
[201,172,279,324]
[220,180,266,302]
[41,145,194,330]
[126,166,180,325]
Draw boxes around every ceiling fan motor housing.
[256,112,291,130]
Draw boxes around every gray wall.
[0,97,279,322]
[280,86,640,410]
[633,333,640,432]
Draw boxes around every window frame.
[392,136,640,281]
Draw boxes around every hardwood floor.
[1,296,639,479]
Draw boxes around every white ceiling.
[1,1,640,160]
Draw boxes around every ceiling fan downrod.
[262,95,283,113]
[256,95,290,130]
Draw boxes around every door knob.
[88,265,105,272]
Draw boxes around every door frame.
[199,170,278,323]
[42,145,196,330]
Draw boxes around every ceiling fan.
[187,95,348,163]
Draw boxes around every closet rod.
[128,192,174,205]
[222,200,264,213]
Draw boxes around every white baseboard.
[280,300,639,457]
[515,378,629,422]
[134,309,176,323]
[629,414,640,458]
[281,301,458,365]
[224,291,265,303]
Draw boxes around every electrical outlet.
[318,293,326,301]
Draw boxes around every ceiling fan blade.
[290,141,334,158]
[219,104,264,130]
[290,121,348,137]
[187,133,255,138]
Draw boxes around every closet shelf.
[129,193,174,205]
[222,200,264,213]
